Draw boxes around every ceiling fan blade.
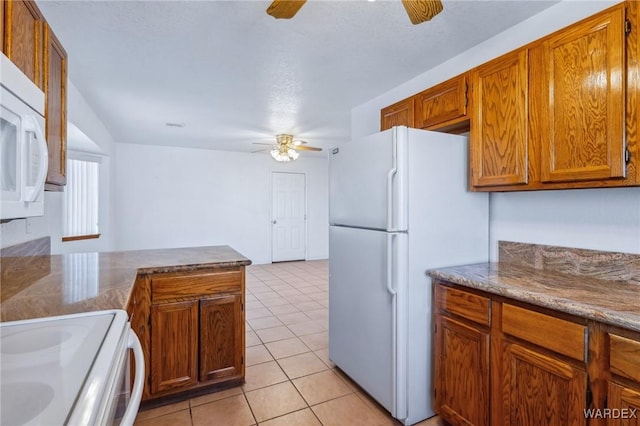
[294,145,322,152]
[252,142,273,146]
[401,0,443,25]
[251,148,270,153]
[266,0,307,19]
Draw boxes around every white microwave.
[1,52,49,220]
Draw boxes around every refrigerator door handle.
[386,233,397,296]
[386,232,398,416]
[386,135,398,231]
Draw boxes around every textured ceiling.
[37,0,558,157]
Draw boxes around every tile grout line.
[239,389,259,426]
[246,265,332,424]
[136,261,330,425]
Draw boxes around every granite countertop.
[1,245,251,322]
[429,262,640,333]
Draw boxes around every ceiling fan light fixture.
[288,148,299,160]
[276,134,294,145]
[271,148,289,162]
[264,133,319,162]
[270,139,299,162]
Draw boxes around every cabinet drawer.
[609,334,640,382]
[414,73,468,129]
[502,304,586,362]
[151,269,242,302]
[437,285,490,326]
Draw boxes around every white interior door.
[272,172,306,262]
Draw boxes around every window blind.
[63,155,100,239]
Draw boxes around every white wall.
[113,143,328,264]
[489,188,640,259]
[0,191,64,249]
[351,0,640,260]
[0,80,116,254]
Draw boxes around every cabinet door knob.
[272,220,277,224]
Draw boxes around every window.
[62,153,100,241]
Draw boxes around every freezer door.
[329,127,407,231]
[329,226,404,417]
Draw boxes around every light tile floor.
[134,260,444,426]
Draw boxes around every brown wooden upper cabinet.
[414,73,469,132]
[43,23,67,190]
[2,1,67,190]
[379,1,638,192]
[471,2,634,191]
[0,2,4,52]
[2,0,43,88]
[470,49,529,188]
[380,97,414,131]
[537,6,626,183]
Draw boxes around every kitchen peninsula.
[429,242,640,426]
[1,243,251,403]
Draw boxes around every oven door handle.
[120,330,145,426]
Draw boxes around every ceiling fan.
[266,0,444,25]
[252,134,323,162]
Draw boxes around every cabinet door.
[0,2,4,53]
[434,315,489,426]
[503,342,587,426]
[608,383,640,426]
[200,294,244,382]
[380,97,415,131]
[150,300,198,394]
[414,74,468,130]
[43,23,67,189]
[470,49,528,187]
[540,6,626,183]
[3,0,43,87]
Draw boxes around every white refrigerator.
[328,126,489,425]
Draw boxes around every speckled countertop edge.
[429,262,640,333]
[0,245,252,322]
[136,260,252,274]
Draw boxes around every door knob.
[272,220,277,224]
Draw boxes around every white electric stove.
[0,310,144,426]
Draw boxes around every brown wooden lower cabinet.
[130,266,246,402]
[502,341,587,426]
[607,332,640,425]
[150,300,199,394]
[433,279,640,426]
[199,294,243,382]
[434,315,489,426]
[608,383,640,426]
